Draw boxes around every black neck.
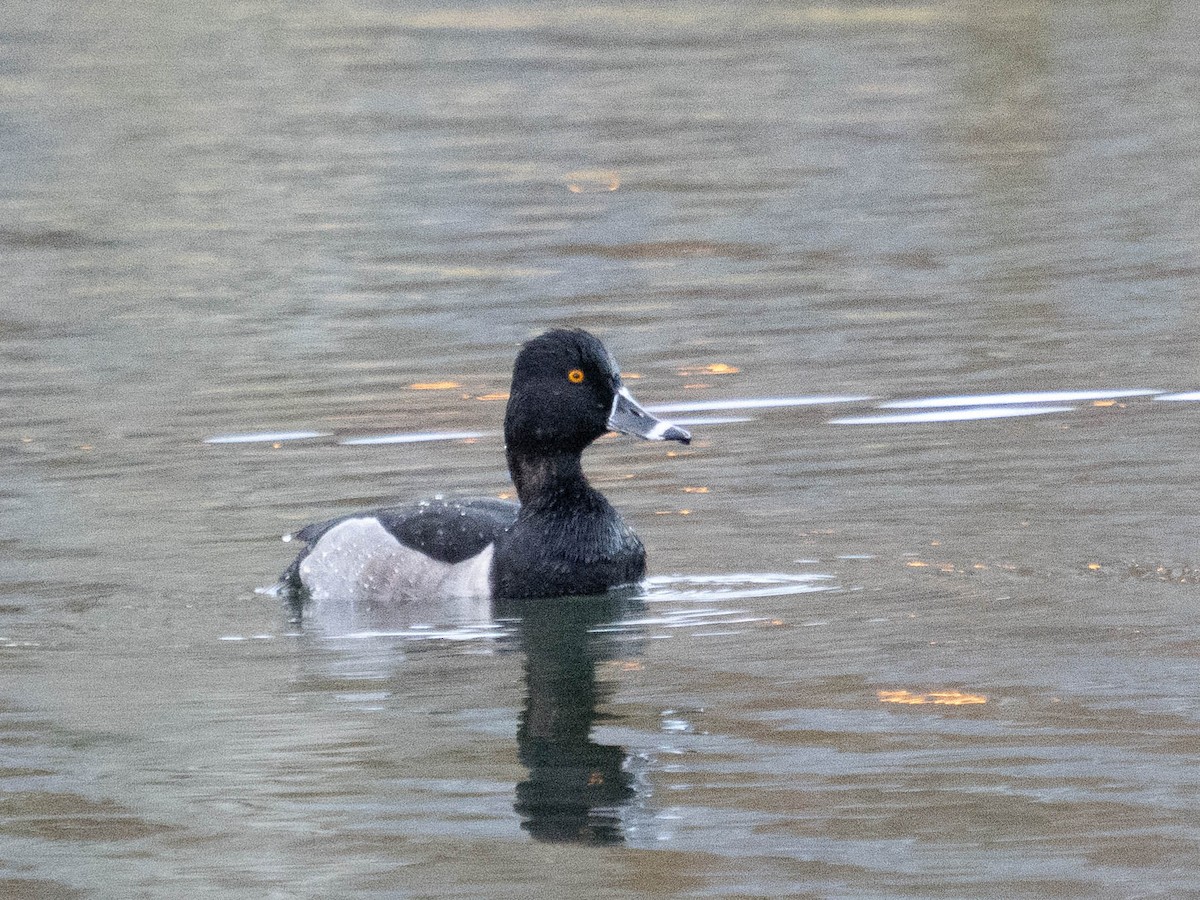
[507,448,591,509]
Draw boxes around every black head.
[504,329,689,456]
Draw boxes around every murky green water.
[3,1,1200,896]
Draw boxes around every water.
[3,0,1200,896]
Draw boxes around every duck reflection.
[496,590,646,845]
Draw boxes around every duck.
[282,328,691,618]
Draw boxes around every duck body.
[282,329,689,615]
[491,477,646,600]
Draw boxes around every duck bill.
[608,386,691,444]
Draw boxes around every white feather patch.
[298,518,493,625]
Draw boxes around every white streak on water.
[644,573,835,603]
[831,405,1076,425]
[208,390,1173,448]
[647,396,875,413]
[880,390,1162,409]
[329,625,507,641]
[339,430,490,446]
[667,415,754,426]
[204,431,331,444]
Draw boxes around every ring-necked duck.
[282,329,691,616]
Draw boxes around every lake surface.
[3,1,1200,896]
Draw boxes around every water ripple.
[645,572,837,604]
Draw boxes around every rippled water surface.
[3,1,1200,896]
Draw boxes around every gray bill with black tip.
[608,386,691,444]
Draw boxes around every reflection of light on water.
[677,363,740,377]
[1155,391,1200,402]
[264,575,835,644]
[339,430,490,446]
[660,718,694,733]
[619,608,768,630]
[219,623,509,643]
[648,396,874,413]
[409,381,462,390]
[880,389,1161,408]
[620,574,836,634]
[565,169,620,193]
[328,624,508,642]
[878,689,988,705]
[203,429,489,446]
[645,573,836,603]
[204,430,331,444]
[829,387,1168,425]
[831,405,1074,425]
[665,415,753,427]
[208,389,1182,447]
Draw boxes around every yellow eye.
[567,368,585,384]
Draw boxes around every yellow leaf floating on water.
[878,689,987,706]
[411,381,462,390]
